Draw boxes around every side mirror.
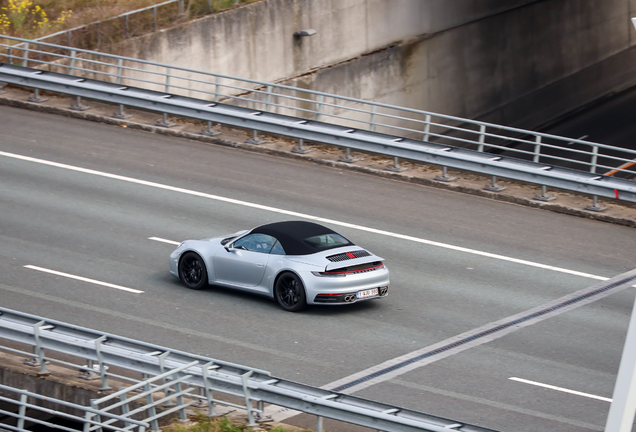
[224,243,234,252]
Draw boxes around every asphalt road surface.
[1,105,636,432]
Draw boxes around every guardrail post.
[153,7,158,31]
[23,321,50,376]
[202,362,218,416]
[125,15,129,39]
[8,47,13,64]
[246,130,264,145]
[477,124,486,152]
[338,148,358,163]
[27,88,47,103]
[533,135,542,163]
[158,352,175,406]
[292,138,312,154]
[533,185,555,201]
[71,95,90,111]
[434,166,456,182]
[484,176,505,192]
[316,415,323,432]
[585,195,607,212]
[423,114,431,142]
[386,156,406,172]
[200,121,220,136]
[113,104,132,119]
[241,370,258,427]
[93,335,112,390]
[156,112,176,127]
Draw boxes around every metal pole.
[533,135,542,163]
[292,138,312,154]
[604,283,636,432]
[369,104,377,132]
[477,124,486,152]
[423,114,431,141]
[434,166,456,182]
[338,147,358,163]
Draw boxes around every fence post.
[69,50,76,75]
[17,394,28,430]
[477,124,486,152]
[315,94,324,121]
[153,7,158,31]
[22,42,29,68]
[116,58,124,85]
[369,104,377,132]
[265,85,272,112]
[423,114,431,141]
[165,67,171,93]
[590,145,599,174]
[533,135,542,163]
[179,0,184,15]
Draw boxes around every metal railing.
[1,35,636,207]
[0,307,497,432]
[0,384,150,432]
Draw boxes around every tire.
[275,272,307,312]
[178,252,208,290]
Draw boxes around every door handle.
[255,263,265,267]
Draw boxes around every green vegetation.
[163,412,310,432]
[1,0,257,47]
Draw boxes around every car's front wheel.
[178,252,207,290]
[275,272,307,312]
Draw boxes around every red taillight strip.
[324,263,384,275]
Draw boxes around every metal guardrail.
[1,35,636,207]
[0,307,497,432]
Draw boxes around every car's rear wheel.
[179,252,207,290]
[275,272,307,312]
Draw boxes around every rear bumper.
[313,285,389,304]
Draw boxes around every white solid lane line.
[148,237,181,246]
[509,377,612,403]
[1,150,609,281]
[24,265,144,294]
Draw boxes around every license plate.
[357,288,379,299]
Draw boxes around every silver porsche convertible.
[169,221,390,311]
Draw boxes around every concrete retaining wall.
[115,0,636,131]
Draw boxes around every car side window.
[233,234,277,253]
[270,240,285,255]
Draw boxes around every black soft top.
[251,221,352,255]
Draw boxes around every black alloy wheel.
[275,272,307,312]
[179,252,208,290]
